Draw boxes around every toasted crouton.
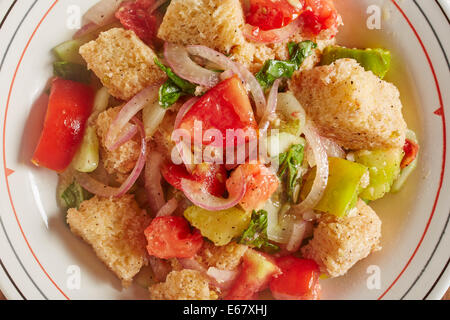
[195,242,248,270]
[157,0,336,72]
[80,28,166,100]
[67,195,151,286]
[290,58,407,150]
[301,200,382,277]
[96,106,140,182]
[149,270,218,300]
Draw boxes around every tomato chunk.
[32,78,94,172]
[300,0,339,35]
[245,0,339,36]
[179,76,257,148]
[269,256,321,300]
[401,139,419,169]
[245,0,304,31]
[225,249,281,300]
[115,0,159,45]
[226,163,279,212]
[144,216,203,259]
[161,162,227,197]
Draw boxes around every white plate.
[0,0,449,300]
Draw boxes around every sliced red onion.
[75,117,147,198]
[175,141,195,174]
[83,0,123,26]
[156,198,178,217]
[242,19,301,44]
[174,97,199,129]
[206,267,239,290]
[73,22,98,39]
[220,70,235,81]
[108,124,138,151]
[149,256,171,282]
[259,79,280,132]
[145,150,166,214]
[187,45,243,79]
[105,84,159,151]
[180,178,246,211]
[321,136,346,158]
[293,122,329,214]
[235,62,267,119]
[286,220,307,252]
[164,43,220,88]
[178,258,207,273]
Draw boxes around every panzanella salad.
[32,0,419,300]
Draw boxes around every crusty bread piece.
[80,28,166,100]
[96,106,140,182]
[67,195,151,286]
[290,58,407,150]
[157,0,336,72]
[301,200,382,278]
[195,241,248,270]
[149,270,218,300]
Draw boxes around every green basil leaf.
[278,144,305,202]
[159,79,183,109]
[154,58,196,95]
[239,210,279,254]
[256,40,317,90]
[61,181,92,210]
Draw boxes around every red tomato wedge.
[115,0,160,45]
[226,163,279,212]
[32,78,94,172]
[245,0,339,36]
[225,249,281,300]
[178,75,258,148]
[269,256,321,300]
[144,216,203,259]
[300,0,339,35]
[245,0,304,31]
[161,162,227,197]
[401,139,419,169]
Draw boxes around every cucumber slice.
[52,40,85,65]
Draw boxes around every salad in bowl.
[30,0,420,300]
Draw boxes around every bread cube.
[80,28,166,100]
[290,58,407,150]
[149,270,218,300]
[301,200,382,277]
[67,195,151,286]
[195,241,248,271]
[96,106,140,182]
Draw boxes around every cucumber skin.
[52,40,85,65]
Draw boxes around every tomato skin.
[225,249,281,300]
[179,76,257,148]
[115,0,159,45]
[401,139,419,169]
[226,163,279,212]
[144,216,203,259]
[246,0,304,31]
[32,78,94,172]
[300,0,339,35]
[161,162,227,197]
[269,256,321,300]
